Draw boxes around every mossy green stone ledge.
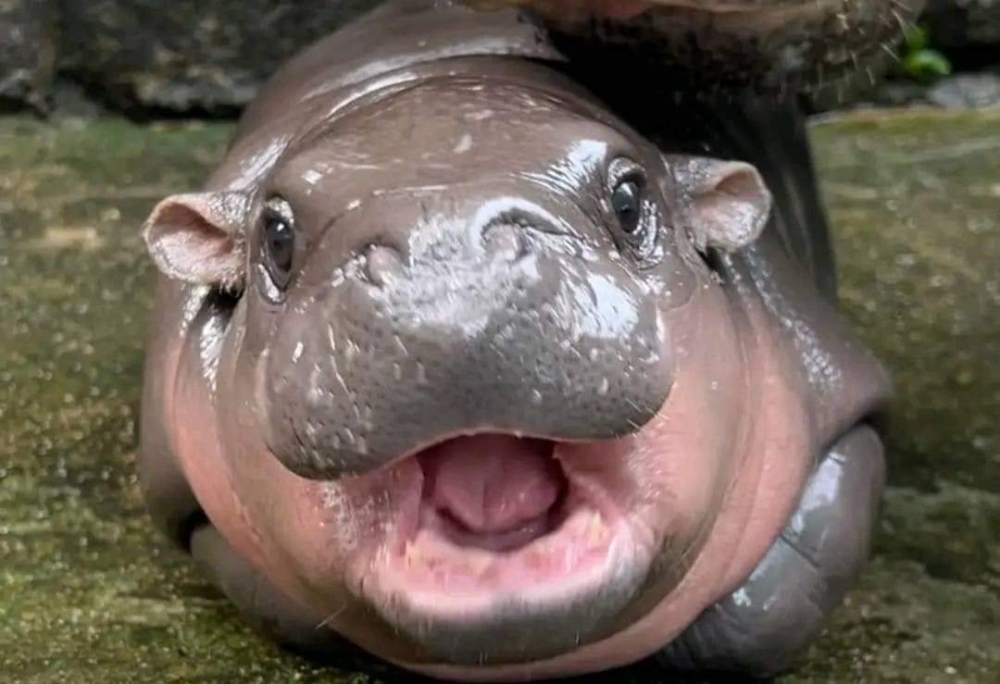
[1,108,998,682]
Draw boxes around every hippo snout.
[264,195,673,479]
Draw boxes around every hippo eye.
[261,198,295,291]
[612,179,642,234]
[607,159,659,260]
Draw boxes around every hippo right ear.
[668,156,773,254]
[143,191,251,291]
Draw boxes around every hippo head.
[142,75,777,671]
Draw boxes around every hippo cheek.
[201,420,429,644]
[579,282,753,621]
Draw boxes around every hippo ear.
[143,191,251,290]
[669,156,773,253]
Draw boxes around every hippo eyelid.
[605,156,646,193]
[602,157,663,263]
[263,195,295,222]
[254,196,302,301]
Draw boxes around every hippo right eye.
[607,158,657,259]
[261,198,296,292]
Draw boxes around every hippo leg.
[137,437,204,549]
[140,417,353,658]
[188,524,355,660]
[657,424,886,677]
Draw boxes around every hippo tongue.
[417,435,564,535]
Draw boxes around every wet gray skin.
[137,0,890,679]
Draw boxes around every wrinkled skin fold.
[138,1,892,681]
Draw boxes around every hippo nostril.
[363,244,405,287]
[482,223,527,262]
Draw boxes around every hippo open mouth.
[415,435,569,554]
[369,431,647,653]
[398,433,629,575]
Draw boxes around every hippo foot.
[657,424,886,677]
[188,525,351,660]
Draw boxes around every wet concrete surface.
[0,107,998,682]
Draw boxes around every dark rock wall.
[0,1,997,115]
[57,0,379,113]
[924,0,1000,49]
[0,0,380,115]
[0,0,58,111]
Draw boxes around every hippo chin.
[138,1,890,681]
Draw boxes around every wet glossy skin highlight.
[138,1,891,680]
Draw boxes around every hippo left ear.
[143,191,251,291]
[669,156,773,253]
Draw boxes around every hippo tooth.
[404,541,422,568]
[587,512,605,545]
[465,551,494,577]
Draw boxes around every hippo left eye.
[612,180,642,234]
[260,197,296,294]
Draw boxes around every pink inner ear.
[693,164,771,252]
[714,167,759,202]
[143,194,246,289]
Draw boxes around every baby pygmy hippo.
[138,2,890,681]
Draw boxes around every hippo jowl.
[137,2,891,681]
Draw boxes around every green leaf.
[905,25,929,52]
[904,49,953,82]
